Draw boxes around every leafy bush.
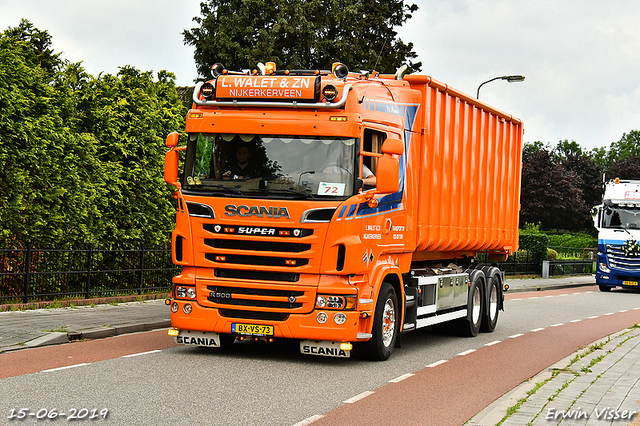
[546,232,597,248]
[547,248,558,260]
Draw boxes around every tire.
[456,280,483,337]
[219,333,236,348]
[599,285,612,292]
[362,283,398,361]
[480,276,500,332]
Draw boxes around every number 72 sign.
[318,182,346,196]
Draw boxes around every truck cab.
[593,179,640,291]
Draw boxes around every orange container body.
[404,75,523,259]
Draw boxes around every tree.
[520,143,588,231]
[608,155,640,180]
[0,21,102,244]
[1,21,187,245]
[554,140,603,211]
[183,0,421,79]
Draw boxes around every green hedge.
[519,233,548,253]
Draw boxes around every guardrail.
[0,242,178,303]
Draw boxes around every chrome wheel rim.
[472,286,481,324]
[381,298,396,347]
[489,284,498,320]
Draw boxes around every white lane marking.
[551,323,564,327]
[122,350,162,358]
[344,391,375,404]
[509,333,524,339]
[634,307,640,311]
[604,312,614,316]
[427,360,447,368]
[588,316,599,319]
[531,328,545,332]
[389,373,414,383]
[457,349,476,356]
[291,415,324,426]
[485,340,502,346]
[619,310,629,313]
[42,363,90,373]
[570,319,582,323]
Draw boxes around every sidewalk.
[469,325,640,426]
[0,299,169,353]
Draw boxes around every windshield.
[602,205,640,229]
[181,133,357,198]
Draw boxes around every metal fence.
[546,246,596,277]
[0,242,178,303]
[477,251,542,275]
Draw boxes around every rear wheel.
[480,276,500,332]
[456,280,483,337]
[363,283,398,361]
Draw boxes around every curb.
[0,293,170,312]
[0,320,171,353]
[506,282,595,294]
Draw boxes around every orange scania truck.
[164,62,523,360]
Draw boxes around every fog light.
[334,312,347,325]
[183,303,192,314]
[187,287,197,299]
[317,312,328,324]
[171,302,179,313]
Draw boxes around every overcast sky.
[2,0,640,150]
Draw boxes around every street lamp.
[476,75,525,99]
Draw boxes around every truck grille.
[202,223,313,269]
[606,245,640,271]
[214,268,299,282]
[207,285,304,309]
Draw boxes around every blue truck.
[593,179,640,291]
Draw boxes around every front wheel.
[599,284,612,292]
[362,283,398,361]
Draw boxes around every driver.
[223,144,261,180]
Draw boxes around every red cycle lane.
[0,329,178,379]
[310,308,640,426]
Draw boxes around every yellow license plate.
[232,323,274,336]
[623,281,639,286]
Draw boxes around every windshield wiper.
[264,188,315,198]
[185,184,244,196]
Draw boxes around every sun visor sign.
[215,75,321,102]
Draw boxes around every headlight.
[176,286,197,299]
[315,295,356,310]
[187,287,197,299]
[598,262,611,273]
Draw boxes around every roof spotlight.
[333,63,349,79]
[211,63,226,78]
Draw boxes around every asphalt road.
[1,285,639,425]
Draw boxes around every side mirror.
[166,132,179,148]
[381,138,404,156]
[375,156,399,194]
[165,150,179,185]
